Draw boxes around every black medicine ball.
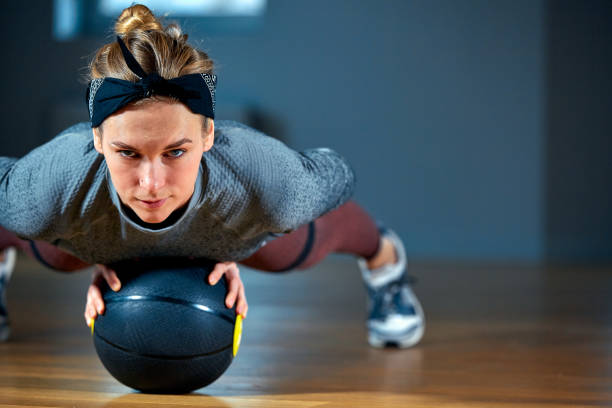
[91,257,242,394]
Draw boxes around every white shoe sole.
[367,287,426,349]
[368,322,425,348]
[0,247,17,281]
[0,247,17,342]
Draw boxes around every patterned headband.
[86,36,216,127]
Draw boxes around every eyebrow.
[110,138,193,150]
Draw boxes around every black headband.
[86,36,217,127]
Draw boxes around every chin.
[136,210,170,224]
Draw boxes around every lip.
[138,198,168,209]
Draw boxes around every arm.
[204,121,357,237]
[0,122,101,241]
[258,145,357,234]
[0,153,57,239]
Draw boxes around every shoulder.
[214,119,255,132]
[22,121,103,193]
[213,120,258,139]
[0,122,104,239]
[212,120,285,148]
[52,121,95,149]
[56,121,92,137]
[29,121,101,181]
[207,120,294,176]
[27,121,97,159]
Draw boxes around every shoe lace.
[372,275,418,316]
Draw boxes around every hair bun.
[115,4,163,36]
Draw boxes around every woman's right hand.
[84,264,122,328]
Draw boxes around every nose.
[138,159,165,195]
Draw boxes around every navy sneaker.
[358,228,425,348]
[0,247,17,342]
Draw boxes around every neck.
[121,203,189,230]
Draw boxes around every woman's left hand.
[208,261,248,318]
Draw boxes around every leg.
[0,225,90,272]
[0,225,91,341]
[240,200,382,272]
[240,200,426,349]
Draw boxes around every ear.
[93,127,103,154]
[202,119,215,152]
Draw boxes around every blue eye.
[167,149,185,158]
[119,150,137,158]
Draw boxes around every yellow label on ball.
[233,315,243,357]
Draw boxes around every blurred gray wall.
[0,0,609,264]
[545,0,612,263]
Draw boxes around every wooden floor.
[0,253,610,407]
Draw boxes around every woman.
[0,4,424,348]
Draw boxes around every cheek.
[169,156,201,189]
[105,157,138,193]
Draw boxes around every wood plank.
[0,255,609,407]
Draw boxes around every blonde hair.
[86,4,215,132]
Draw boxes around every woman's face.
[93,100,213,223]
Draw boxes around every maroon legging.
[241,200,380,271]
[0,200,381,272]
[0,231,89,272]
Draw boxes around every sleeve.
[237,128,357,234]
[265,147,356,233]
[0,122,99,240]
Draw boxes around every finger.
[95,296,105,315]
[85,302,97,323]
[84,304,91,324]
[221,263,239,284]
[238,287,248,317]
[85,296,96,321]
[209,262,229,285]
[236,296,248,318]
[226,263,240,278]
[88,284,105,315]
[225,278,240,308]
[208,264,221,285]
[101,266,121,292]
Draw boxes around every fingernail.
[112,283,121,291]
[87,318,93,327]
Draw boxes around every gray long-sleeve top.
[0,120,355,265]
